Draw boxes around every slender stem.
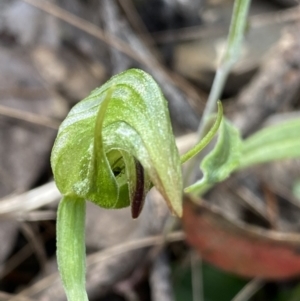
[224,0,251,66]
[198,0,251,138]
[184,0,251,186]
[57,196,88,301]
[191,251,204,301]
[197,66,230,139]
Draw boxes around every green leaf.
[57,196,88,301]
[239,118,300,169]
[51,69,183,217]
[185,118,242,195]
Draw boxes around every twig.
[0,104,59,129]
[250,5,300,28]
[8,273,60,301]
[152,6,300,44]
[16,210,57,221]
[232,23,300,136]
[21,0,144,65]
[150,250,175,301]
[0,133,197,217]
[20,223,48,275]
[0,181,60,216]
[117,0,160,58]
[0,245,32,279]
[0,291,34,301]
[230,185,273,226]
[21,0,203,108]
[87,231,184,266]
[101,0,132,74]
[231,278,264,301]
[191,251,204,301]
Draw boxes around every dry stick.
[0,104,59,129]
[0,218,57,279]
[232,24,300,136]
[115,287,139,301]
[191,251,204,301]
[0,291,35,301]
[153,26,224,45]
[153,6,300,44]
[0,244,32,279]
[20,223,48,275]
[22,0,142,63]
[101,0,132,74]
[0,181,60,216]
[8,231,184,300]
[230,185,273,226]
[117,0,160,59]
[0,52,67,129]
[87,231,184,268]
[21,0,203,109]
[30,56,70,119]
[0,133,197,218]
[149,250,175,301]
[101,0,200,130]
[231,278,264,301]
[250,5,300,28]
[8,273,60,301]
[17,210,57,221]
[0,86,46,98]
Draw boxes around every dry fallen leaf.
[182,195,300,279]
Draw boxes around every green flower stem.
[185,0,251,186]
[57,196,88,301]
[197,0,251,139]
[197,67,230,140]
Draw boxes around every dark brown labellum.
[131,158,145,218]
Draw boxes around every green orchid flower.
[51,68,224,301]
[51,69,183,218]
[51,69,184,301]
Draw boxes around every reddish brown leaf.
[182,196,300,279]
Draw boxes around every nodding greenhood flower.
[51,68,183,218]
[51,69,223,301]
